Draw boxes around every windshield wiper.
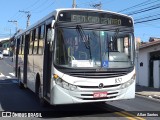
[112,28,119,50]
[108,28,119,52]
[76,25,92,60]
[76,25,90,49]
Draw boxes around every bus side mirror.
[47,20,55,43]
[51,20,55,42]
[47,29,55,43]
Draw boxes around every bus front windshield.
[54,27,134,69]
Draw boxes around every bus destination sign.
[71,14,122,25]
[58,11,133,27]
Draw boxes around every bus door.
[15,38,20,77]
[43,23,52,99]
[23,34,29,86]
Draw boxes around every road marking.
[114,111,145,120]
[0,73,5,77]
[9,73,15,76]
[121,111,145,120]
[114,112,137,120]
[94,104,145,120]
[6,76,11,78]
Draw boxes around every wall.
[153,61,160,88]
[137,49,149,86]
[137,43,160,87]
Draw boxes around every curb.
[136,93,160,102]
[153,95,160,100]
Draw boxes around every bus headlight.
[54,74,77,91]
[69,84,77,91]
[120,74,136,89]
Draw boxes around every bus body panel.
[27,55,36,92]
[18,55,24,81]
[26,53,44,93]
[51,79,135,105]
[50,67,135,105]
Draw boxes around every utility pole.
[8,20,18,33]
[19,10,31,28]
[10,29,11,38]
[8,20,18,58]
[91,2,102,10]
[72,0,76,8]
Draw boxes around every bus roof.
[56,8,132,18]
[15,8,133,37]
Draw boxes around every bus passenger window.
[33,40,38,54]
[32,30,36,54]
[38,25,44,54]
[19,37,22,54]
[40,25,44,39]
[33,28,39,54]
[37,26,41,54]
[21,35,25,55]
[29,31,33,54]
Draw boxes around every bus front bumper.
[50,81,135,105]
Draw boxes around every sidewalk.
[136,85,160,100]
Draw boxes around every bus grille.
[82,96,116,100]
[78,84,120,89]
[67,71,128,78]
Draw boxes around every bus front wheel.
[37,84,47,107]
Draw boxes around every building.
[137,38,160,88]
[135,37,141,50]
[0,38,10,52]
[149,37,160,42]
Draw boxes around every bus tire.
[18,68,24,89]
[35,75,40,95]
[35,75,47,107]
[38,84,47,107]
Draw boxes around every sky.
[0,0,160,42]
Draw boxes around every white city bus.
[14,8,135,106]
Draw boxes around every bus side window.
[32,29,35,54]
[33,28,38,54]
[38,25,44,54]
[22,35,25,55]
[19,36,22,54]
[29,31,33,54]
[37,26,41,54]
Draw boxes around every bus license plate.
[93,92,107,98]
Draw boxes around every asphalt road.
[0,57,160,120]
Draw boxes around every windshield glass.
[54,27,134,69]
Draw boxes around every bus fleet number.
[115,78,122,84]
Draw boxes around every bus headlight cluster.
[54,74,77,91]
[120,73,136,89]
